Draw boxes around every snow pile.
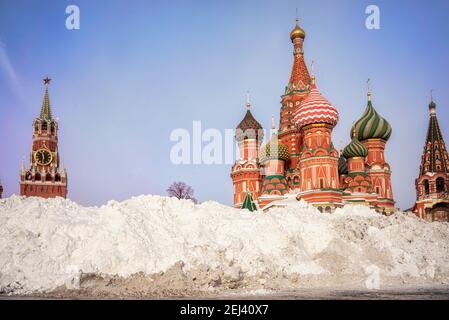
[1,195,449,295]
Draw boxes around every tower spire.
[420,97,448,174]
[40,77,53,120]
[285,13,310,95]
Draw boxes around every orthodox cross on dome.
[367,78,372,101]
[246,91,251,110]
[429,89,437,114]
[311,60,316,85]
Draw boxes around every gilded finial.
[246,91,250,110]
[271,114,275,130]
[429,89,436,113]
[367,78,372,101]
[311,61,315,84]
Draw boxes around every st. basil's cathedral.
[231,18,396,214]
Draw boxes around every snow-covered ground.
[0,195,449,296]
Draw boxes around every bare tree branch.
[167,181,198,204]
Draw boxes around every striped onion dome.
[343,134,368,159]
[235,109,264,142]
[338,153,348,175]
[351,95,392,141]
[259,134,290,163]
[293,82,339,129]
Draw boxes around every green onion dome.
[351,94,392,141]
[235,109,264,142]
[259,134,290,163]
[343,134,368,159]
[338,153,348,175]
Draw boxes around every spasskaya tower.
[20,77,68,198]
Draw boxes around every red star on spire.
[43,77,51,85]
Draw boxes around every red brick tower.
[231,94,263,207]
[413,98,449,221]
[279,18,312,188]
[20,78,68,198]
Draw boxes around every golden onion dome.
[290,19,305,41]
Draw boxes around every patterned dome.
[338,153,348,175]
[343,135,368,159]
[259,134,290,163]
[293,83,339,129]
[235,110,264,142]
[351,95,392,141]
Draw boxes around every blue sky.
[1,0,449,209]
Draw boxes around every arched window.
[325,206,332,213]
[423,180,430,195]
[50,123,55,135]
[319,179,324,189]
[55,174,61,182]
[46,173,52,182]
[34,123,39,132]
[436,177,445,193]
[35,173,41,181]
[318,207,323,213]
[41,121,48,132]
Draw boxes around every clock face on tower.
[34,149,53,166]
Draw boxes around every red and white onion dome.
[293,80,339,129]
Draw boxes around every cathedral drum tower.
[293,72,342,210]
[413,98,449,221]
[351,89,395,213]
[20,78,68,198]
[279,18,312,189]
[231,95,263,207]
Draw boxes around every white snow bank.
[1,195,449,294]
